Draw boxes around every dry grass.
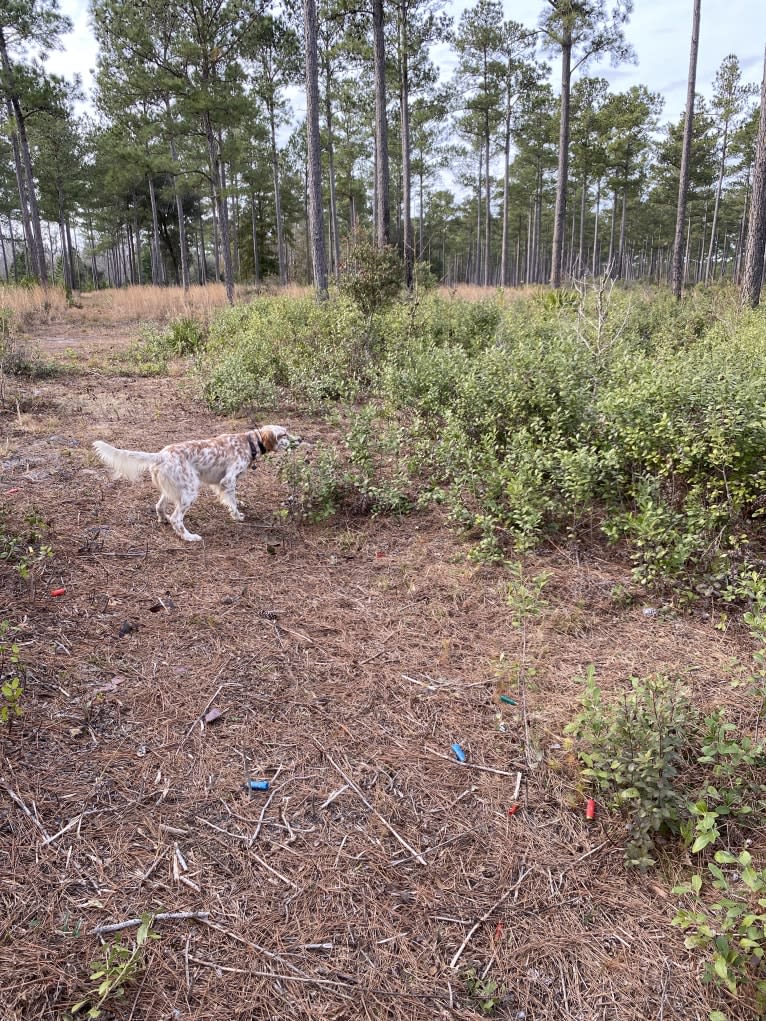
[0,284,69,327]
[0,343,760,1021]
[77,284,241,324]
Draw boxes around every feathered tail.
[93,440,161,482]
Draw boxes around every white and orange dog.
[93,426,300,542]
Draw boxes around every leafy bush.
[674,851,766,1018]
[198,283,766,589]
[566,667,766,867]
[338,232,402,316]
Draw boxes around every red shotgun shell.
[586,798,596,820]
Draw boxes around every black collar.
[247,432,267,463]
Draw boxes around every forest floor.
[0,311,757,1021]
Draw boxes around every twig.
[312,739,428,866]
[449,866,531,969]
[424,747,525,777]
[2,781,51,842]
[179,658,232,747]
[319,784,349,809]
[186,954,353,995]
[89,911,209,935]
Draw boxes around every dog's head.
[258,425,302,453]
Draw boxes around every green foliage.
[338,233,403,316]
[71,914,159,1019]
[0,510,53,580]
[673,851,766,1017]
[164,316,206,356]
[279,408,412,523]
[464,969,504,1015]
[117,316,206,377]
[566,668,696,867]
[566,666,766,867]
[505,562,551,625]
[200,286,766,590]
[201,295,368,411]
[0,621,24,726]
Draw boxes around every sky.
[47,0,765,126]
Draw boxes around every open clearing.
[0,319,757,1021]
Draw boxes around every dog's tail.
[93,440,161,482]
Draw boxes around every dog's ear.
[258,426,279,452]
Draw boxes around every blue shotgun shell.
[247,780,270,791]
[451,743,466,762]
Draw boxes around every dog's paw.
[185,533,203,542]
[231,511,245,522]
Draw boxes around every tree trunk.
[372,0,391,246]
[484,109,491,287]
[550,29,572,288]
[0,28,48,285]
[251,192,261,284]
[304,0,329,299]
[399,2,414,290]
[591,177,601,275]
[741,45,766,308]
[147,173,164,286]
[323,52,341,281]
[500,75,513,287]
[5,101,35,277]
[168,134,190,291]
[578,176,587,272]
[705,119,730,282]
[617,182,627,278]
[672,0,701,300]
[198,214,208,285]
[203,113,234,301]
[267,103,287,285]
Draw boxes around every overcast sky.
[48,0,765,125]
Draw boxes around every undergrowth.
[198,283,766,597]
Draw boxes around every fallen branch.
[312,740,427,866]
[89,911,209,936]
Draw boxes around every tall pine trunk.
[672,0,701,299]
[203,112,234,302]
[323,53,341,281]
[550,28,572,288]
[399,2,414,290]
[304,0,328,299]
[267,104,287,285]
[372,0,390,246]
[741,45,766,308]
[147,173,164,286]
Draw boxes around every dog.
[93,426,300,542]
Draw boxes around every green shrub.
[198,283,766,589]
[338,233,402,316]
[566,666,766,868]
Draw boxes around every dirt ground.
[0,322,757,1020]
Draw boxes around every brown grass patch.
[0,283,69,327]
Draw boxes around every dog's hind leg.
[157,467,202,542]
[155,494,171,523]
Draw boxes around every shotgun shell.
[507,804,520,816]
[50,588,66,597]
[5,488,20,495]
[499,695,518,706]
[586,798,596,820]
[247,780,270,792]
[450,742,466,762]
